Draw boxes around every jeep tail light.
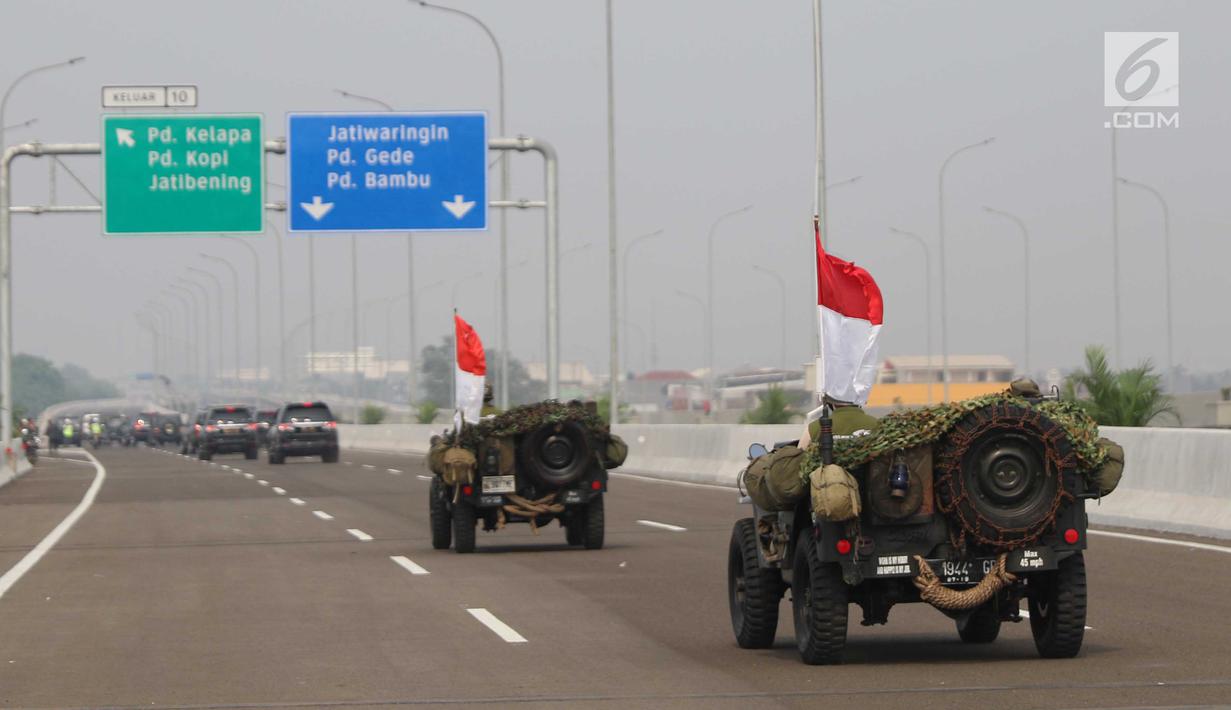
[835,539,852,556]
[462,485,474,496]
[590,480,602,491]
[1064,528,1080,545]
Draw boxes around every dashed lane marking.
[243,473,255,480]
[416,475,433,481]
[272,487,286,495]
[257,480,270,487]
[313,510,334,521]
[1018,606,1093,630]
[347,528,373,541]
[386,468,403,474]
[290,498,306,506]
[390,555,429,575]
[361,463,376,469]
[467,608,527,643]
[636,520,687,532]
[1089,528,1231,555]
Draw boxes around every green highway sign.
[102,114,264,234]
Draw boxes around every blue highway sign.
[287,112,487,232]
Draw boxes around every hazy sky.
[2,0,1226,384]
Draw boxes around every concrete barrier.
[338,422,1231,539]
[0,438,35,490]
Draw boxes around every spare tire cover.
[935,403,1080,551]
[519,420,593,488]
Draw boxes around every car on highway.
[266,401,339,464]
[154,412,182,447]
[131,412,159,446]
[255,409,278,448]
[197,405,259,461]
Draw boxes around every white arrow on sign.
[442,194,475,220]
[115,128,136,147]
[300,196,335,221]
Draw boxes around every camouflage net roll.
[799,392,1106,482]
[452,400,610,453]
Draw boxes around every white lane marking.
[243,473,255,480]
[1089,529,1231,555]
[346,528,373,541]
[343,461,353,466]
[386,468,403,475]
[1018,606,1093,630]
[0,450,106,601]
[361,463,376,470]
[257,480,270,487]
[272,487,286,495]
[467,608,527,643]
[390,555,429,575]
[312,510,333,521]
[289,497,306,506]
[220,465,233,471]
[416,475,433,481]
[636,519,687,532]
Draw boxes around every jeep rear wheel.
[1028,552,1087,658]
[581,495,605,550]
[429,478,452,550]
[452,500,477,554]
[792,532,848,665]
[956,601,1002,643]
[728,518,782,649]
[565,513,584,546]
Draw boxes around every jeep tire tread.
[792,533,848,665]
[1029,551,1087,658]
[582,494,605,550]
[728,518,783,649]
[429,478,452,550]
[452,500,477,554]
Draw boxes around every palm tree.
[1064,345,1179,426]
[741,386,795,424]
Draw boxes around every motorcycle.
[20,427,38,465]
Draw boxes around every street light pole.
[264,218,287,397]
[982,207,1031,379]
[1117,177,1175,392]
[606,0,620,425]
[186,268,228,385]
[622,228,661,389]
[751,265,787,373]
[220,240,262,396]
[416,1,511,410]
[706,205,752,410]
[938,137,995,403]
[167,285,204,391]
[199,255,241,390]
[0,57,84,154]
[888,227,935,405]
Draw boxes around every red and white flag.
[454,313,486,426]
[815,226,883,405]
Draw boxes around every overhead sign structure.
[101,85,198,108]
[287,112,487,232]
[101,114,264,234]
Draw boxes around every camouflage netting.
[799,392,1108,483]
[450,400,611,452]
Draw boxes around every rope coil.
[911,554,1016,611]
[499,492,564,534]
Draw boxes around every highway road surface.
[0,445,1228,709]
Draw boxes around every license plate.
[481,475,515,494]
[302,426,319,433]
[914,557,998,585]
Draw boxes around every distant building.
[525,361,598,399]
[624,370,702,411]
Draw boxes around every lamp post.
[185,268,228,385]
[219,239,262,395]
[622,228,662,385]
[415,1,511,410]
[706,204,753,408]
[166,285,203,391]
[751,265,787,373]
[263,217,287,396]
[1117,177,1174,392]
[981,207,1031,379]
[938,137,995,402]
[199,254,242,389]
[888,227,935,405]
[1,57,83,153]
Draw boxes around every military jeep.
[427,402,625,553]
[728,395,1117,664]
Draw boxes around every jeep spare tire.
[935,403,1080,551]
[519,421,592,488]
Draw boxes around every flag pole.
[811,0,827,412]
[451,308,458,427]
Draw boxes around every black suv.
[132,412,159,445]
[267,402,339,464]
[198,405,259,461]
[155,413,183,447]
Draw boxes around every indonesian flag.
[454,313,486,426]
[816,225,883,405]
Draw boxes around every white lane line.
[416,474,433,481]
[312,510,333,521]
[0,450,106,601]
[467,608,527,643]
[257,479,270,487]
[636,519,687,532]
[346,528,373,541]
[386,468,403,475]
[343,461,353,466]
[390,555,430,575]
[289,497,306,506]
[220,465,233,471]
[361,463,376,470]
[1089,528,1231,555]
[272,487,286,495]
[243,473,255,479]
[1018,606,1093,630]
